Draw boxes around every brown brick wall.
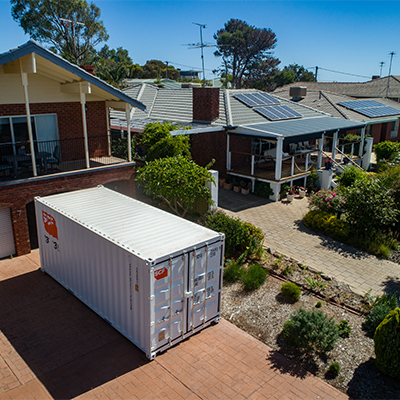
[0,165,135,257]
[191,130,227,176]
[192,87,220,122]
[229,135,252,170]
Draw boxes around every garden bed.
[221,252,400,399]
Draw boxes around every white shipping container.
[35,186,224,359]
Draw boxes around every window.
[0,114,58,155]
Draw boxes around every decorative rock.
[268,247,275,254]
[321,273,332,280]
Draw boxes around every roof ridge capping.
[0,40,146,112]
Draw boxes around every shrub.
[308,189,345,214]
[328,362,341,377]
[374,141,400,163]
[374,308,400,379]
[254,181,273,198]
[364,294,399,336]
[281,282,301,302]
[337,320,351,338]
[343,178,399,237]
[205,212,264,258]
[224,260,242,283]
[337,165,367,187]
[240,263,268,291]
[281,308,339,353]
[303,210,351,242]
[315,301,322,308]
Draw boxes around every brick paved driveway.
[219,189,400,296]
[0,252,346,399]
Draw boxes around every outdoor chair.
[46,145,60,170]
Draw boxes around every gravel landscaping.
[221,251,400,399]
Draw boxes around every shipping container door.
[0,207,15,259]
[187,242,222,331]
[152,254,186,351]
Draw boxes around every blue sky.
[1,0,399,82]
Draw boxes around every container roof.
[36,187,222,261]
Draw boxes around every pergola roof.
[0,40,146,111]
[230,116,365,142]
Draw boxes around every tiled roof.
[276,76,400,99]
[273,88,400,122]
[110,85,328,131]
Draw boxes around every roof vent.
[290,86,307,98]
[371,75,380,80]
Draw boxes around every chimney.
[80,65,95,76]
[192,87,220,122]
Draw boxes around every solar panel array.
[338,100,400,118]
[234,92,281,107]
[255,105,303,121]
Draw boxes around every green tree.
[274,64,316,88]
[214,19,277,89]
[11,0,109,65]
[137,156,214,217]
[243,58,281,91]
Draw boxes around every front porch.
[226,117,368,200]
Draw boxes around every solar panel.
[254,105,302,121]
[234,92,281,107]
[338,100,400,118]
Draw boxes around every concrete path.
[219,189,400,296]
[0,252,346,400]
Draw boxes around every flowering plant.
[287,186,298,196]
[298,186,306,192]
[308,189,344,214]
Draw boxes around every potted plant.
[286,186,297,202]
[325,157,333,170]
[298,186,306,198]
[240,180,250,195]
[223,176,232,190]
[233,179,241,193]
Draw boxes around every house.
[276,76,400,103]
[110,84,366,201]
[274,86,400,145]
[0,40,146,259]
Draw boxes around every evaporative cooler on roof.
[338,100,400,118]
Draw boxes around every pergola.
[227,116,366,200]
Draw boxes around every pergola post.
[359,126,366,159]
[20,60,37,176]
[331,130,339,164]
[80,89,90,169]
[126,104,132,162]
[226,133,231,171]
[275,137,284,181]
[317,133,324,169]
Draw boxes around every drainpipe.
[331,130,339,163]
[359,126,366,159]
[20,60,37,176]
[226,133,231,171]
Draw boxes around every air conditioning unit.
[290,86,307,98]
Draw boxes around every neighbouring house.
[110,84,366,201]
[276,76,400,103]
[274,86,400,145]
[0,40,146,259]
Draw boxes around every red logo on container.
[154,267,168,280]
[42,211,58,239]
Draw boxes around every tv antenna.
[380,61,385,77]
[386,51,396,97]
[185,22,214,85]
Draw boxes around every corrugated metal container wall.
[35,186,224,359]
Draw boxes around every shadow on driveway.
[0,270,148,399]
[218,188,270,213]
